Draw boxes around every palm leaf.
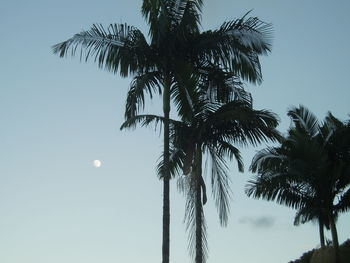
[334,188,350,213]
[294,205,321,226]
[141,0,162,39]
[196,63,250,104]
[176,0,203,34]
[157,146,186,179]
[171,63,200,121]
[249,147,287,174]
[124,71,163,118]
[192,13,273,84]
[288,105,320,137]
[216,140,244,172]
[202,101,280,147]
[52,23,153,76]
[246,174,306,210]
[120,114,164,130]
[206,146,232,226]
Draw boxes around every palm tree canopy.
[52,3,273,119]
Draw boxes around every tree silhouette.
[246,105,350,258]
[53,1,273,262]
[121,71,280,262]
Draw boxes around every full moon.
[93,160,102,168]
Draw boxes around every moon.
[93,160,102,168]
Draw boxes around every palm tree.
[52,1,273,262]
[247,128,330,248]
[121,74,280,262]
[317,112,350,250]
[246,106,350,254]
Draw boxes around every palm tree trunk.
[195,150,203,263]
[328,212,339,263]
[318,217,325,248]
[162,76,171,263]
[195,179,203,263]
[194,149,205,263]
[162,173,170,263]
[329,215,339,248]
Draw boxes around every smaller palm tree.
[246,106,350,253]
[121,72,280,263]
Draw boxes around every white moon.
[93,160,102,168]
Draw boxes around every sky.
[1,0,350,263]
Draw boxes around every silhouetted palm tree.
[52,2,273,262]
[121,73,280,262]
[246,106,350,255]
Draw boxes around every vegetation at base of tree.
[288,249,315,263]
[289,240,350,263]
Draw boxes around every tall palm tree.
[52,1,273,262]
[246,106,350,254]
[121,73,280,262]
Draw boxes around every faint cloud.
[238,216,275,229]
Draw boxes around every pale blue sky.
[1,1,350,263]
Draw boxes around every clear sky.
[1,0,350,263]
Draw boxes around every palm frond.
[324,112,344,130]
[245,174,306,210]
[334,188,350,213]
[216,140,244,172]
[203,101,280,147]
[226,12,273,53]
[294,205,319,226]
[124,71,162,118]
[120,113,183,131]
[206,146,231,226]
[288,105,320,137]
[197,63,250,104]
[142,0,203,36]
[171,64,200,121]
[142,0,162,38]
[293,198,330,228]
[176,0,203,34]
[120,114,165,130]
[249,147,287,174]
[157,147,186,179]
[193,13,273,84]
[52,23,153,76]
